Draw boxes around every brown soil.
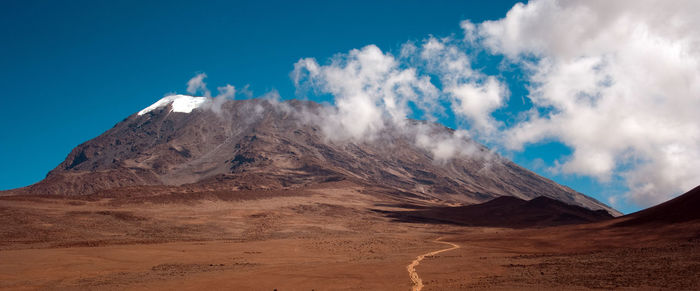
[1,182,698,290]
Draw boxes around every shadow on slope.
[376,196,614,228]
[614,185,700,227]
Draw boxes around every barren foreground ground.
[1,182,698,290]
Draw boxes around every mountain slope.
[614,185,700,226]
[381,196,614,228]
[9,96,619,215]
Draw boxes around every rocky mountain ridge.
[7,96,620,216]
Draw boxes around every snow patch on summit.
[138,95,209,115]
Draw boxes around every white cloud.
[447,77,507,134]
[293,45,440,141]
[478,0,700,206]
[182,73,239,116]
[289,44,506,166]
[460,20,478,43]
[414,126,482,161]
[209,84,235,115]
[186,73,211,97]
[238,84,253,98]
[416,37,508,135]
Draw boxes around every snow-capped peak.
[137,95,209,115]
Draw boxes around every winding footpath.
[407,237,460,291]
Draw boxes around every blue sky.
[3,1,698,214]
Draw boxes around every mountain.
[614,185,700,226]
[380,195,614,228]
[7,95,619,215]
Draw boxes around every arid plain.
[2,181,698,290]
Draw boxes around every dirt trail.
[407,237,460,291]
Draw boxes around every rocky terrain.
[5,96,617,216]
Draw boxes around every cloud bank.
[476,0,700,206]
[177,0,699,208]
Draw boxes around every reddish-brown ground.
[1,182,698,290]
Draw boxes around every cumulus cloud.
[460,20,478,43]
[415,37,509,134]
[291,44,500,162]
[478,0,700,206]
[292,45,441,141]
